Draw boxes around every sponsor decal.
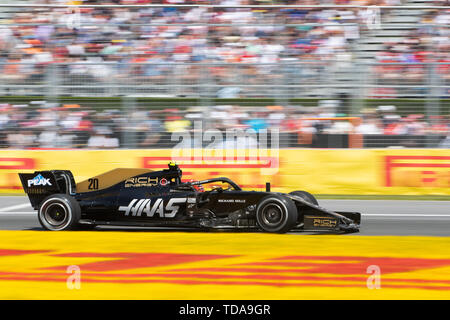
[384,155,450,187]
[124,177,159,188]
[312,218,337,228]
[25,188,47,194]
[5,150,450,195]
[304,216,337,229]
[159,178,169,186]
[118,198,186,218]
[27,174,52,187]
[218,199,246,203]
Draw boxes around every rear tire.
[256,195,298,233]
[289,190,319,205]
[38,194,81,231]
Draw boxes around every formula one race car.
[19,163,361,233]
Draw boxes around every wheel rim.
[261,203,285,227]
[44,203,69,227]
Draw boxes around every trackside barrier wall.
[1,149,449,195]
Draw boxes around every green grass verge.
[0,96,448,114]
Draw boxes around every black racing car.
[18,163,361,233]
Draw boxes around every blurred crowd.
[0,0,447,98]
[371,7,449,97]
[0,0,376,67]
[0,1,448,148]
[1,101,448,149]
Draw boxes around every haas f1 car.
[19,163,361,233]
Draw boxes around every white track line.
[0,212,35,215]
[1,203,32,212]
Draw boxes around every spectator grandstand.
[0,1,447,148]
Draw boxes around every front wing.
[286,195,361,233]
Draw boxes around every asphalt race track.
[1,196,449,299]
[0,196,448,236]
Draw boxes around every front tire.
[289,190,319,205]
[38,194,81,231]
[256,195,298,233]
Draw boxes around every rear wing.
[18,170,76,209]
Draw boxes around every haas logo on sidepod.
[118,198,186,218]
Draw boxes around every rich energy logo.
[124,177,170,188]
[27,174,52,187]
[304,216,338,229]
[124,177,159,188]
[118,198,186,218]
[313,218,337,228]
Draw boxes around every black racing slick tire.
[256,195,298,233]
[38,194,81,231]
[289,190,319,206]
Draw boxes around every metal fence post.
[122,95,137,148]
[351,62,368,116]
[426,62,441,147]
[45,63,60,102]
